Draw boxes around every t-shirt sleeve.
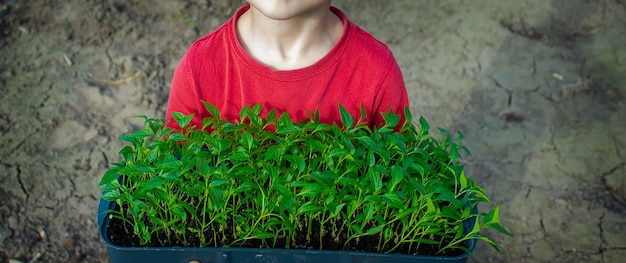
[165,52,203,131]
[372,54,410,129]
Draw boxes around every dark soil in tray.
[105,208,464,257]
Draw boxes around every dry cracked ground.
[1,0,625,262]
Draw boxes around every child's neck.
[237,6,343,70]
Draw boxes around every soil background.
[1,0,625,262]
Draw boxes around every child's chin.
[247,0,331,21]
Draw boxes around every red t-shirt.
[165,4,409,130]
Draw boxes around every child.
[165,0,410,130]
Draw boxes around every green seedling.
[99,102,511,255]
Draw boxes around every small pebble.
[31,252,42,261]
[18,26,29,34]
[38,227,48,241]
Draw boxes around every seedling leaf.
[338,103,354,129]
[382,109,400,129]
[202,101,221,118]
[172,112,194,129]
[365,224,385,236]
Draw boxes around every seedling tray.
[98,198,476,263]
